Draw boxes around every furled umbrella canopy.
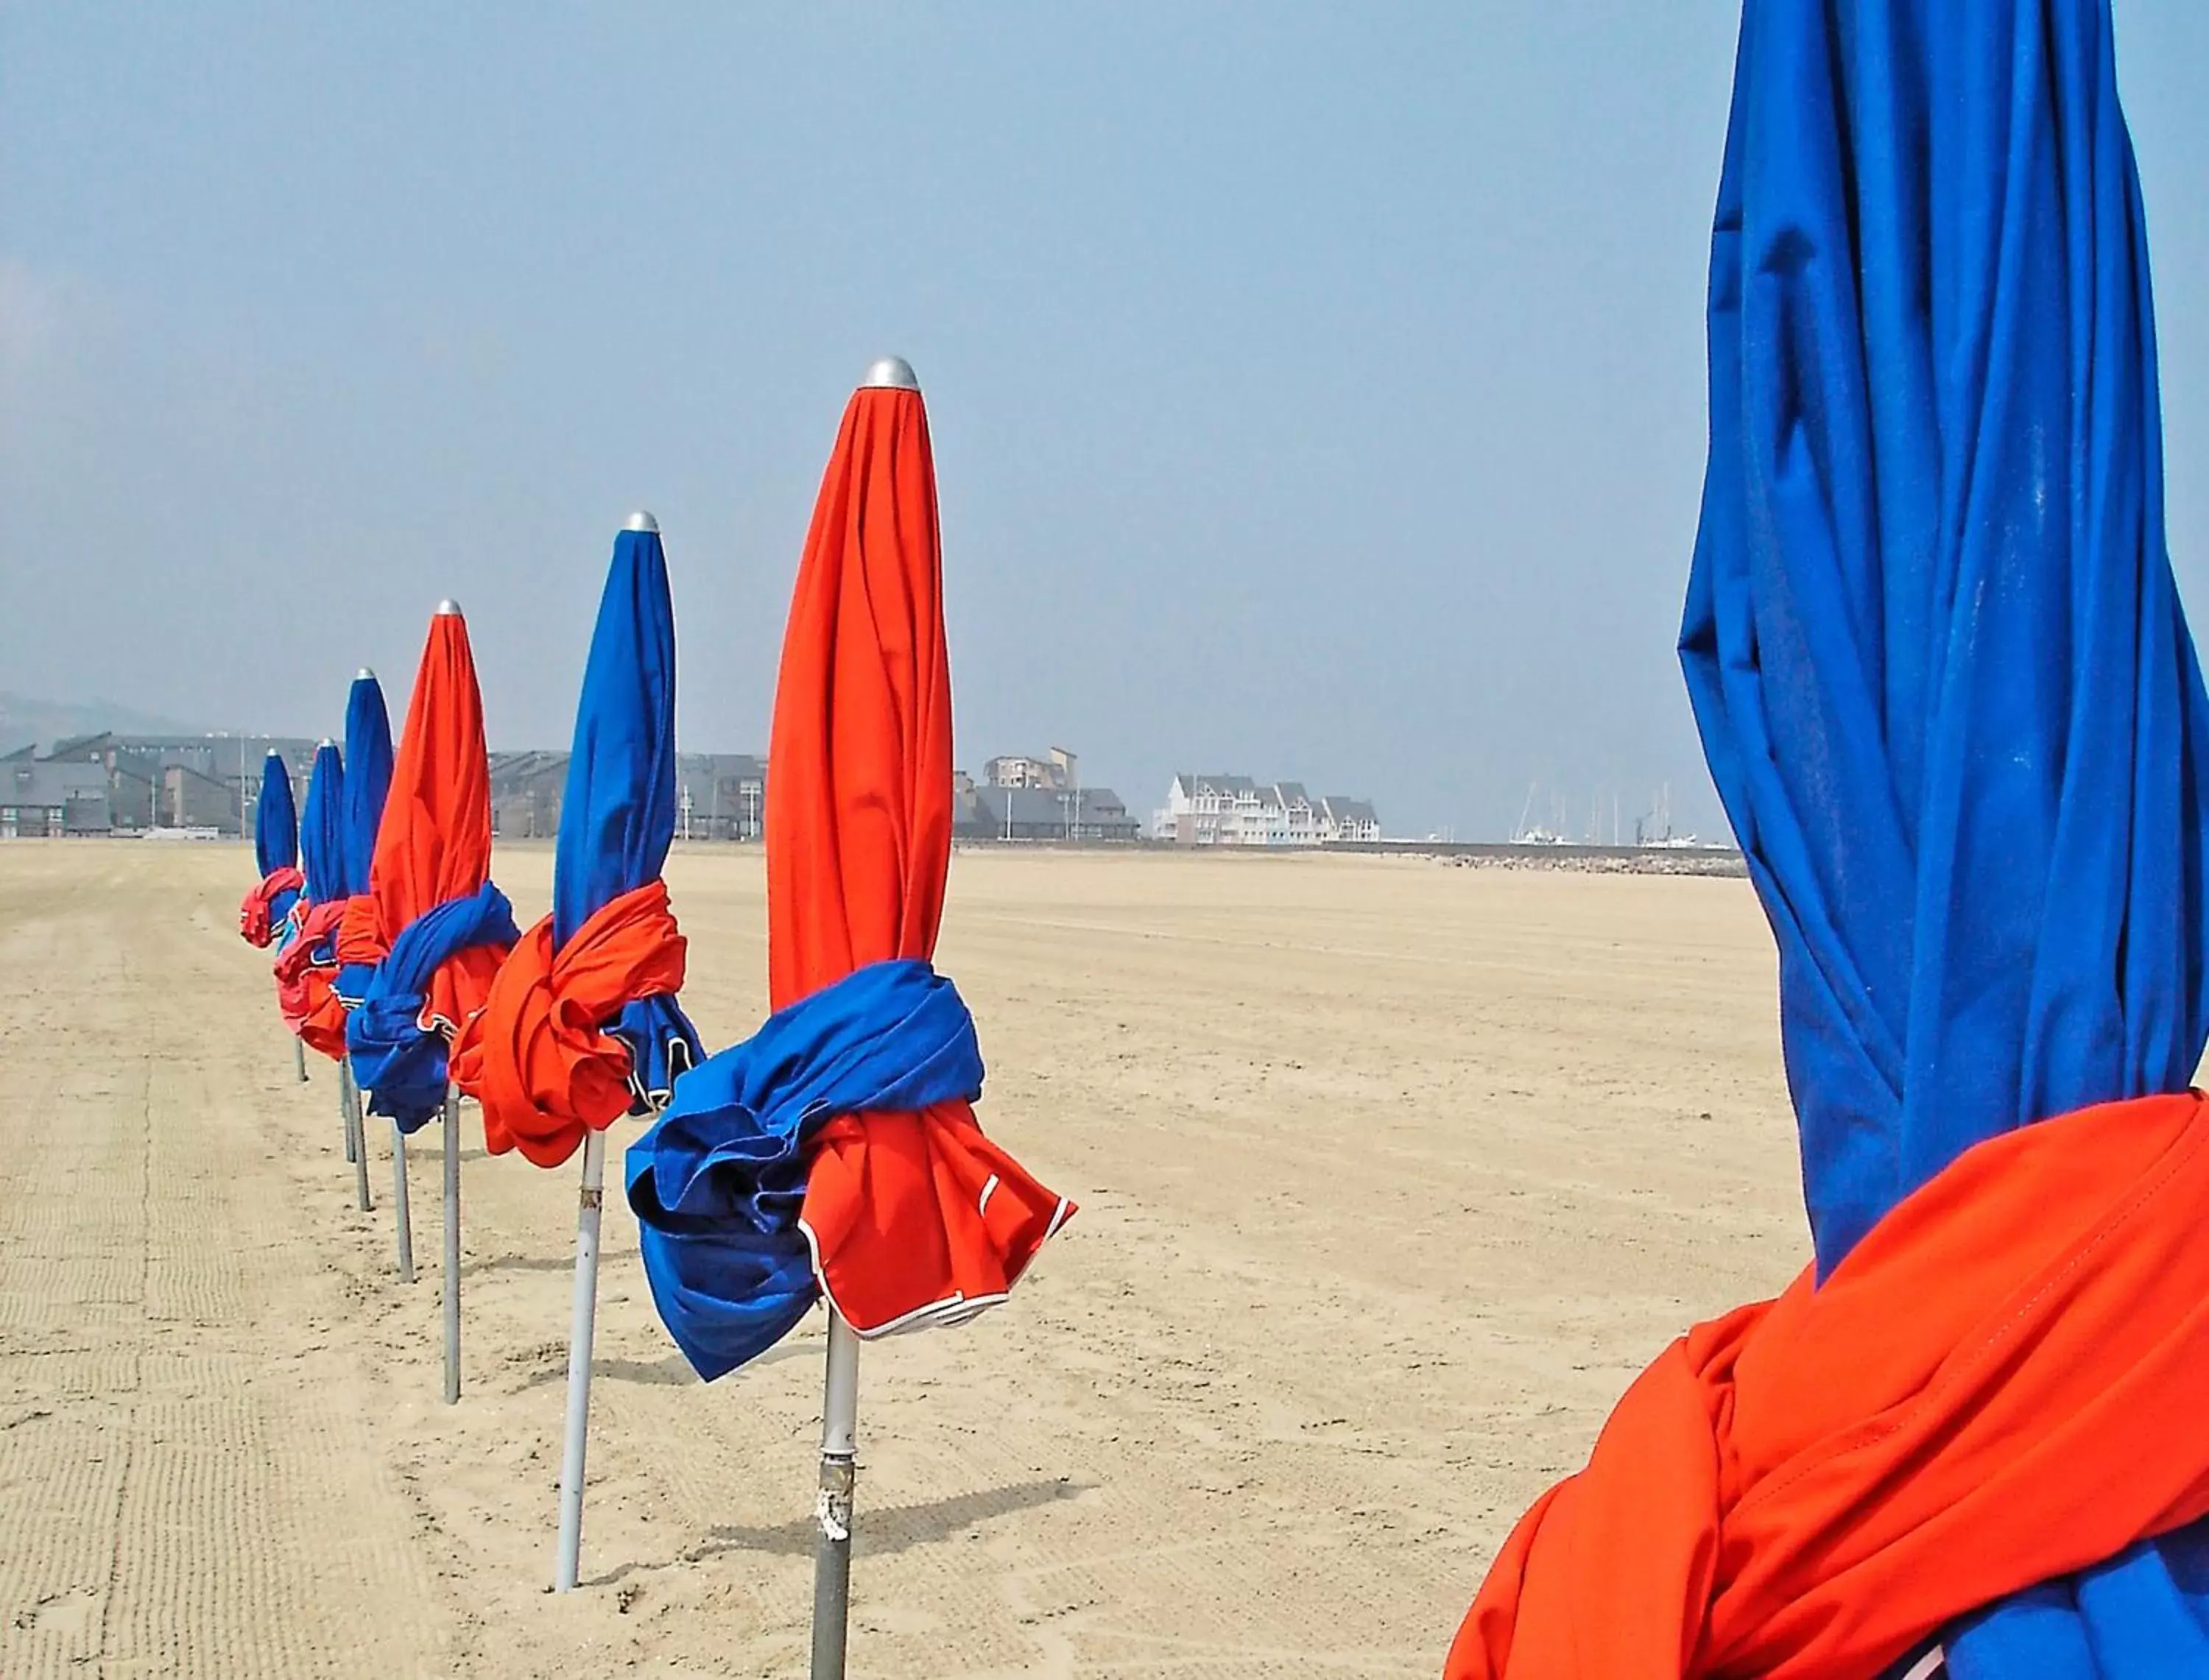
[298,741,348,908]
[1446,4,2209,1676]
[627,362,1074,1381]
[335,668,396,1005]
[238,749,303,946]
[345,606,519,1131]
[276,738,352,1059]
[454,515,701,1165]
[341,669,395,899]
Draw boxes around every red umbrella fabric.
[777,373,1072,1336]
[626,368,1072,1379]
[344,604,518,1128]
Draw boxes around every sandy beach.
[0,842,1808,1679]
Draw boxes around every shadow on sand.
[581,1477,1089,1587]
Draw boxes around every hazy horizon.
[7,4,2208,839]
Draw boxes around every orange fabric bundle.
[272,899,349,1059]
[335,893,383,970]
[451,880,686,1168]
[1445,1090,2209,1680]
[239,867,304,947]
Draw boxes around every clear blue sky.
[4,3,2206,838]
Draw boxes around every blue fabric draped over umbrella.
[554,523,700,1104]
[1683,1,2209,1670]
[300,742,348,914]
[625,959,982,1379]
[350,880,520,1131]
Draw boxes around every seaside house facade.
[1152,774,1381,846]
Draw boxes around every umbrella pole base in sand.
[443,1084,461,1405]
[339,1056,357,1164]
[810,1312,860,1680]
[293,1037,308,1083]
[553,1129,607,1590]
[390,1121,415,1282]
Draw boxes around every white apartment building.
[1152,773,1381,846]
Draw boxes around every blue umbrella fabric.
[254,750,299,880]
[1683,1,2209,1672]
[239,749,303,945]
[336,670,396,1004]
[550,520,701,1107]
[341,671,395,899]
[452,518,700,1167]
[300,742,348,909]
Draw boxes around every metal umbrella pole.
[443,1081,462,1404]
[342,1057,372,1212]
[294,1037,309,1083]
[810,1312,861,1680]
[339,1054,357,1163]
[390,1120,415,1282]
[553,1128,608,1589]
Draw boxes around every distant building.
[487,751,571,840]
[1,759,111,838]
[35,732,317,834]
[958,783,1141,842]
[983,748,1078,791]
[676,754,767,841]
[485,750,768,841]
[1152,773,1381,846]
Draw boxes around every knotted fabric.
[346,880,519,1132]
[273,898,350,1059]
[239,867,304,948]
[1445,1092,2209,1680]
[451,879,697,1169]
[627,958,1001,1380]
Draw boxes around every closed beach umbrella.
[330,668,396,1205]
[341,668,395,900]
[346,603,518,1395]
[276,739,353,1061]
[347,605,517,1127]
[453,510,700,1589]
[626,359,1074,1677]
[298,740,348,908]
[1446,4,2209,1676]
[238,749,303,947]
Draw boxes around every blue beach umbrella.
[1684,1,2209,1670]
[254,749,299,878]
[337,668,396,1005]
[552,512,701,1104]
[341,668,395,899]
[464,510,698,1591]
[300,741,348,908]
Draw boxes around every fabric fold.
[239,867,304,948]
[346,880,519,1131]
[1445,1092,2209,1680]
[274,898,350,1059]
[452,878,697,1169]
[626,959,986,1379]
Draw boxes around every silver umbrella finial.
[434,599,462,617]
[860,356,920,392]
[625,509,660,533]
[356,666,376,681]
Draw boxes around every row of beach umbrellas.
[229,2,2209,1666]
[236,358,1072,1675]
